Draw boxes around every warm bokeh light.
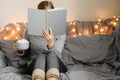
[71,28,76,33]
[98,18,102,22]
[99,27,104,33]
[84,30,89,35]
[0,27,4,32]
[67,16,120,37]
[113,22,117,26]
[94,25,99,29]
[0,22,27,40]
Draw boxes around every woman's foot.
[47,77,58,80]
[35,79,42,80]
[32,69,45,80]
[46,68,59,80]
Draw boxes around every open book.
[27,8,67,36]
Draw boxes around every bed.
[0,20,120,80]
[60,22,120,80]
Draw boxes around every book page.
[28,8,46,35]
[47,8,67,36]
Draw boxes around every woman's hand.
[13,43,19,52]
[42,28,55,50]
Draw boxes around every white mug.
[16,39,29,50]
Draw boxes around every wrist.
[48,42,54,50]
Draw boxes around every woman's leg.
[32,54,46,80]
[46,51,60,80]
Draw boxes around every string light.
[94,16,120,34]
[94,25,99,29]
[0,22,27,40]
[68,16,120,37]
[71,28,76,33]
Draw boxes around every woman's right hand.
[42,28,55,50]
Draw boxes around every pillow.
[63,35,112,63]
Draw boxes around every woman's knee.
[47,52,59,69]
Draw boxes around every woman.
[14,1,60,80]
[32,1,60,80]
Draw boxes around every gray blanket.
[61,24,120,80]
[0,66,31,80]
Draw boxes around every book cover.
[27,8,67,36]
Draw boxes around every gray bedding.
[64,64,120,80]
[0,24,120,80]
[0,66,31,80]
[61,24,120,80]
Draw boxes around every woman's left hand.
[13,43,19,52]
